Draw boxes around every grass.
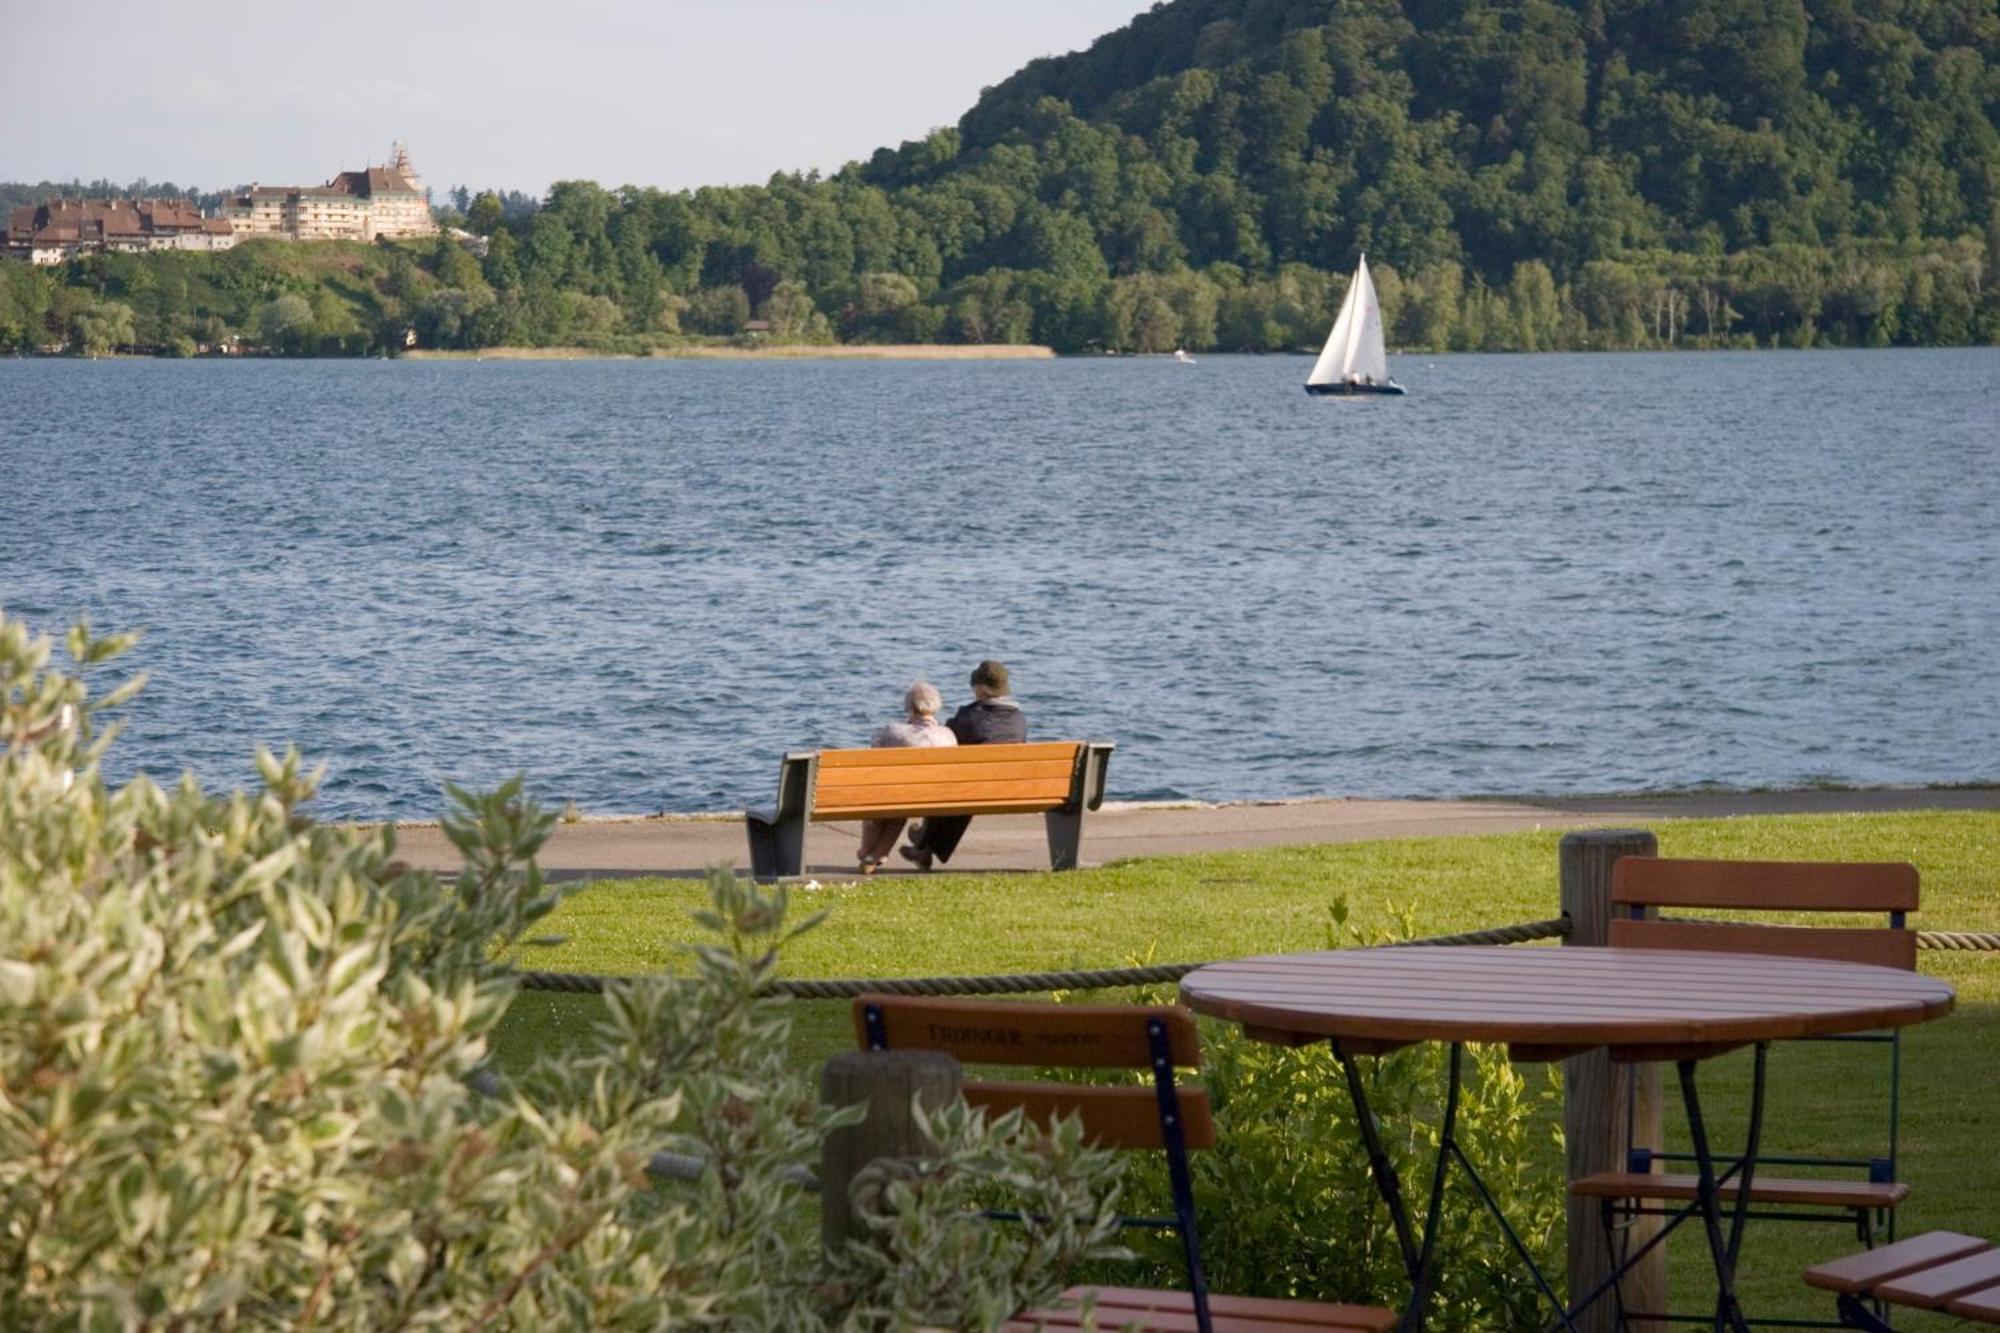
[492,809,2000,1325]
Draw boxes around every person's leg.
[859,818,903,866]
[921,815,972,863]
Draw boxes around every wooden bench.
[1806,1231,2000,1327]
[744,740,1114,878]
[856,995,1398,1333]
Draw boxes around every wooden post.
[1562,829,1663,1333]
[819,1049,962,1256]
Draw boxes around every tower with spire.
[388,141,423,194]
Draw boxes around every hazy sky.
[1,0,1152,196]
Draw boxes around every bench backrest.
[853,994,1214,1150]
[1610,857,1919,969]
[811,741,1087,821]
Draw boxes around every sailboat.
[1305,255,1406,396]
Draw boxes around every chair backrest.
[812,742,1087,821]
[853,995,1215,1149]
[1610,858,1919,970]
[1612,858,1921,1208]
[855,993,1221,1329]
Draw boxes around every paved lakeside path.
[386,788,2000,882]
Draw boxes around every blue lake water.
[1,349,1995,821]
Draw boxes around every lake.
[1,349,1994,821]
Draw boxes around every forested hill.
[9,0,1999,356]
[929,0,1998,270]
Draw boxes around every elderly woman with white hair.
[856,680,956,873]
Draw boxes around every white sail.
[1307,272,1359,386]
[1306,255,1389,387]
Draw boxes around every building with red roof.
[3,198,236,265]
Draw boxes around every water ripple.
[2,349,1996,819]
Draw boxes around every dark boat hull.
[1305,381,1407,396]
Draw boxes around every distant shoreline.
[399,343,1056,362]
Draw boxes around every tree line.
[6,0,1998,355]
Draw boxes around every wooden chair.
[853,994,1397,1333]
[744,740,1113,878]
[1806,1230,2000,1327]
[1569,857,1921,1326]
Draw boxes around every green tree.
[764,280,830,342]
[683,285,750,335]
[1507,260,1561,351]
[466,190,506,235]
[70,299,135,356]
[848,271,923,342]
[255,293,314,355]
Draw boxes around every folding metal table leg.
[1446,1135,1578,1331]
[1335,1040,1421,1278]
[1400,1043,1465,1331]
[1676,1050,1767,1333]
[1710,1043,1767,1329]
[1334,1041,1462,1333]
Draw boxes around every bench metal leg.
[1044,808,1084,871]
[746,813,806,879]
[1834,1294,1895,1332]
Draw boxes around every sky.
[0,0,1153,197]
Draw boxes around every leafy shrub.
[1088,904,1565,1331]
[0,614,1124,1329]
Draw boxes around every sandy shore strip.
[385,787,2000,881]
[400,343,1055,361]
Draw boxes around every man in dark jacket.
[899,659,1026,870]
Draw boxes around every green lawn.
[493,810,2000,1326]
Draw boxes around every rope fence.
[514,914,1573,997]
[1916,930,2000,952]
[511,918,2000,998]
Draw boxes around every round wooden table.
[1181,946,1955,1333]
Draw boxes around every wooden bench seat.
[1007,1286,1398,1331]
[1570,1171,1910,1211]
[1806,1231,2000,1325]
[744,740,1113,877]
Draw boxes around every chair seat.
[1571,1170,1909,1210]
[1805,1230,1992,1294]
[1804,1232,2000,1324]
[1008,1284,1398,1332]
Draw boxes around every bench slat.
[1008,1311,1362,1332]
[966,1080,1216,1150]
[1608,919,1917,970]
[1571,1172,1910,1210]
[1808,1224,1992,1288]
[1613,858,1919,911]
[1805,1232,1993,1294]
[1878,1250,2000,1307]
[816,758,1078,787]
[1947,1283,2000,1322]
[856,996,1202,1069]
[813,777,1075,813]
[1046,1286,1397,1331]
[818,742,1081,768]
[813,799,1076,821]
